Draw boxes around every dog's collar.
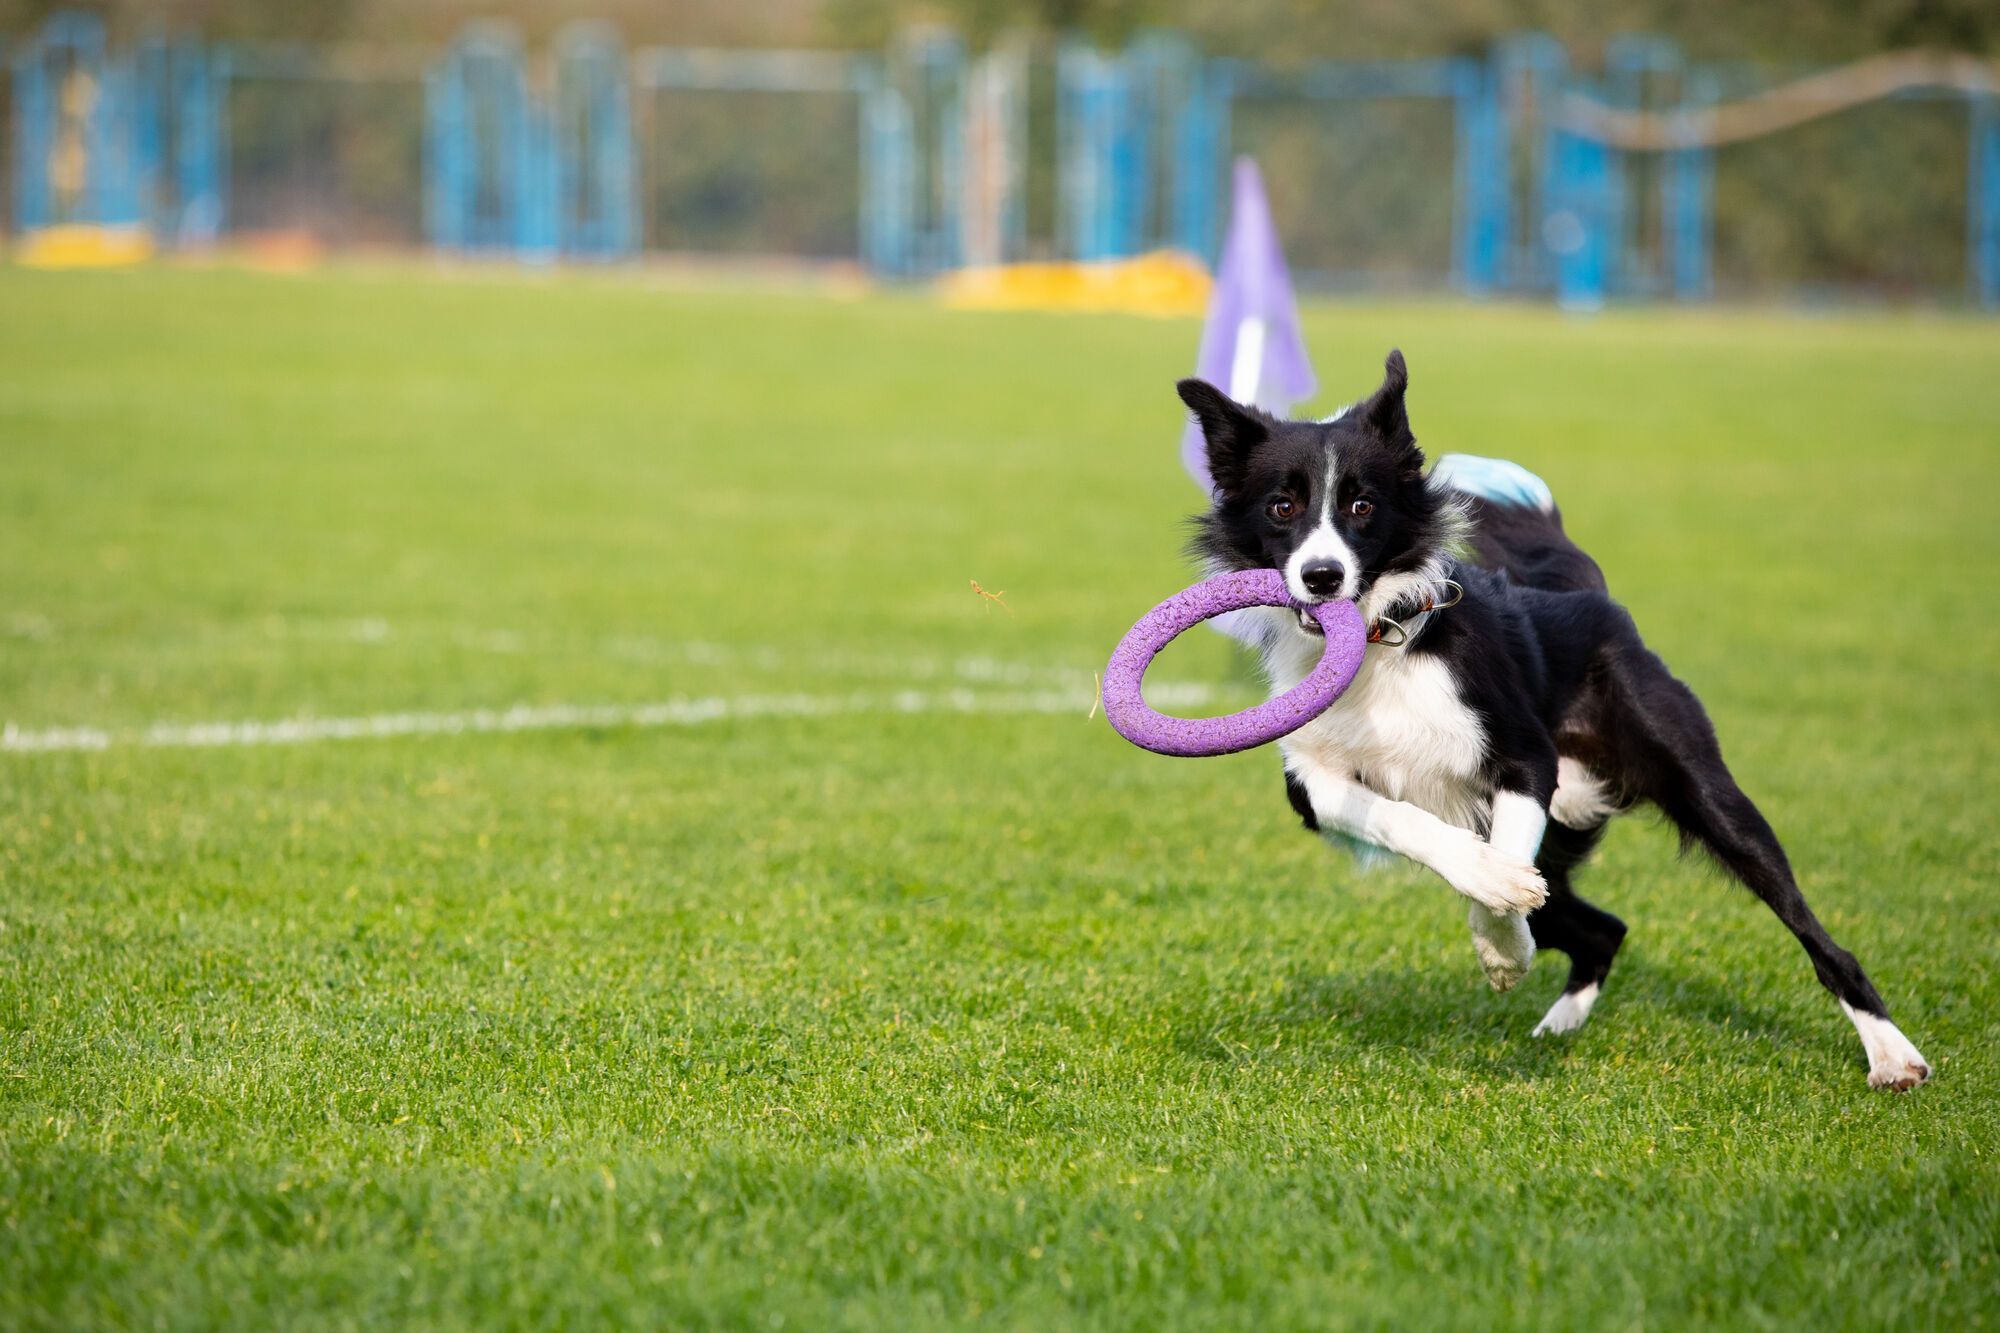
[1368,579,1463,647]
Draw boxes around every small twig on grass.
[1089,671,1102,721]
[969,579,1013,616]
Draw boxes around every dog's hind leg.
[1527,823,1626,1036]
[1608,648,1930,1089]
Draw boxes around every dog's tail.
[1432,453,1607,594]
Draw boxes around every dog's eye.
[1268,497,1299,522]
[1350,497,1375,517]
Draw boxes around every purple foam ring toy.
[1103,568,1367,758]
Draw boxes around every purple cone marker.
[1179,159,1320,646]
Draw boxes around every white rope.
[1554,49,1999,152]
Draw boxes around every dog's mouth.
[1291,606,1323,636]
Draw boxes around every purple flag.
[1179,158,1318,492]
[1181,158,1318,644]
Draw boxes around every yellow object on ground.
[939,251,1211,317]
[15,224,155,269]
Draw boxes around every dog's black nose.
[1301,562,1345,598]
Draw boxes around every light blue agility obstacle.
[1431,454,1557,512]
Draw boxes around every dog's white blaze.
[1283,442,1362,604]
[1283,526,1359,604]
[1533,982,1600,1037]
[1840,1001,1931,1089]
[1551,757,1617,829]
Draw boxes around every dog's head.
[1184,350,1459,628]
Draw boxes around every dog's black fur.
[1178,351,1925,1085]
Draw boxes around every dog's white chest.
[1271,637,1489,829]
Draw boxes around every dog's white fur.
[1469,792,1547,991]
[1841,1002,1932,1089]
[1550,756,1617,830]
[1283,445,1365,603]
[1534,982,1600,1036]
[1254,594,1549,988]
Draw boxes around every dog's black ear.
[1177,378,1269,493]
[1361,349,1422,475]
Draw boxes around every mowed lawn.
[2,264,1998,1330]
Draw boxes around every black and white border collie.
[1180,351,1930,1090]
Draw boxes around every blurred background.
[4,0,1998,306]
[6,7,2000,1323]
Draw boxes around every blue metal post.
[1088,65,1120,259]
[1075,58,1110,258]
[1495,32,1568,292]
[1970,89,1999,309]
[904,30,965,272]
[92,53,144,226]
[1109,59,1146,256]
[554,24,636,259]
[1129,32,1205,256]
[483,36,525,252]
[1059,42,1134,262]
[1453,55,1507,294]
[13,30,54,230]
[517,88,558,262]
[134,33,168,230]
[423,58,466,250]
[859,69,915,276]
[177,43,227,243]
[1170,59,1228,260]
[1549,120,1611,309]
[429,26,534,257]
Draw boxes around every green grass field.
[3,264,1998,1329]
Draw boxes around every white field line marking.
[1,682,1228,755]
[438,624,1096,688]
[22,615,1101,690]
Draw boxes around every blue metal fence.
[424,22,644,260]
[8,12,228,240]
[5,10,1997,309]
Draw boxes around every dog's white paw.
[1532,982,1600,1037]
[1868,1055,1931,1092]
[1468,905,1535,993]
[1442,835,1547,915]
[1842,1003,1931,1091]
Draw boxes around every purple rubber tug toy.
[1102,568,1367,757]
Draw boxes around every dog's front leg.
[1288,760,1548,929]
[1464,792,1549,992]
